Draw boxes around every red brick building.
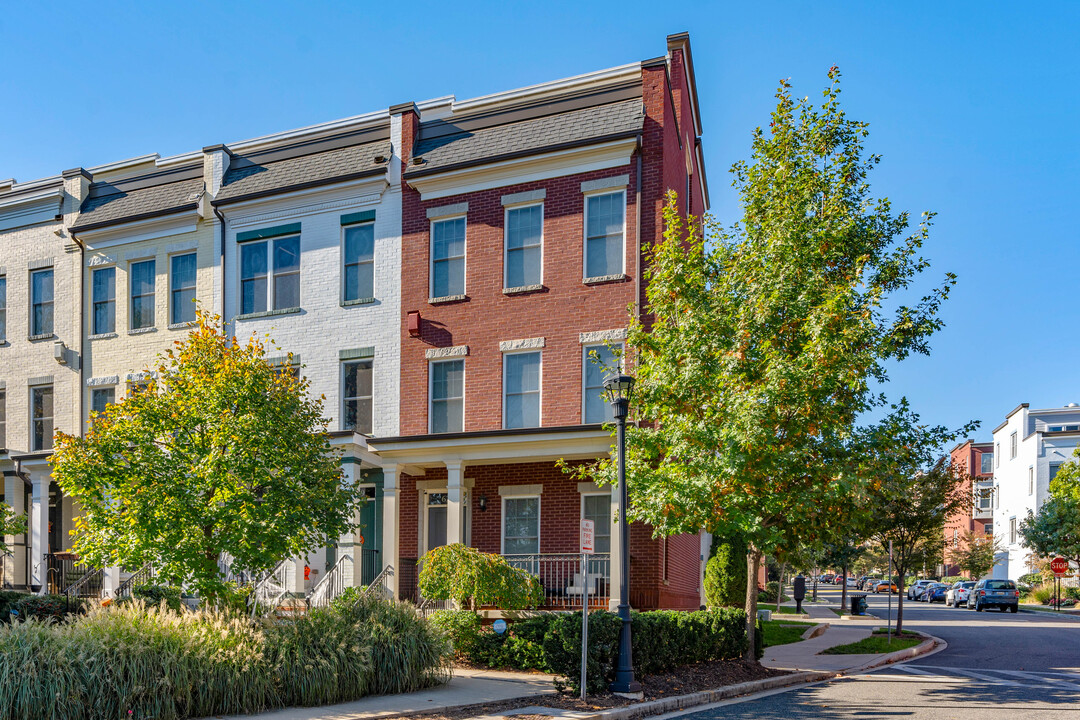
[945,439,995,576]
[368,33,708,611]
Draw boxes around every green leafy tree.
[52,311,359,599]
[569,68,954,659]
[418,544,544,610]
[1021,495,1080,579]
[949,530,1003,579]
[861,402,973,633]
[823,535,865,611]
[0,504,26,554]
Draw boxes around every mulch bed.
[408,660,788,720]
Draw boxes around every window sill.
[0,340,8,347]
[28,333,55,342]
[342,297,376,307]
[236,307,302,321]
[583,274,628,285]
[88,333,118,341]
[502,284,546,296]
[428,294,468,305]
[128,327,157,336]
[168,321,197,330]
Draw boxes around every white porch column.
[102,566,120,598]
[4,475,27,588]
[446,461,465,546]
[338,521,356,588]
[608,482,623,611]
[30,475,49,592]
[61,495,75,551]
[381,464,400,598]
[290,558,306,594]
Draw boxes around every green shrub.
[429,609,482,659]
[1030,583,1055,604]
[1018,573,1043,587]
[132,584,183,612]
[11,594,87,623]
[940,576,963,585]
[542,611,622,694]
[0,596,451,720]
[0,591,27,624]
[704,535,748,608]
[758,581,788,604]
[418,543,544,610]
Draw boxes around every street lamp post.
[604,372,642,699]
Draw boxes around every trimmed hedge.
[704,535,748,608]
[11,594,87,623]
[434,607,748,694]
[0,592,27,623]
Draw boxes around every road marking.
[894,665,936,676]
[921,667,1028,686]
[1007,670,1080,691]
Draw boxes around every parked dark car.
[916,583,944,602]
[925,584,949,603]
[966,578,1020,612]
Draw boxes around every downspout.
[70,232,86,437]
[634,146,643,327]
[213,206,227,333]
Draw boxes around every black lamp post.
[603,372,642,698]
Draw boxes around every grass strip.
[761,619,815,648]
[821,634,921,655]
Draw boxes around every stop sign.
[1051,557,1069,576]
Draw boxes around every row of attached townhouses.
[0,33,711,611]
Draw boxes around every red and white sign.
[580,519,595,554]
[1051,557,1069,577]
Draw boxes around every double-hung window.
[431,217,465,298]
[1009,518,1017,545]
[31,384,53,451]
[584,191,625,279]
[90,387,114,419]
[583,343,622,423]
[1009,432,1017,459]
[0,274,6,342]
[240,229,300,315]
[505,204,542,288]
[502,496,540,555]
[1028,467,1034,495]
[582,494,611,554]
[980,452,993,475]
[995,443,1000,468]
[31,268,53,337]
[504,351,540,429]
[343,220,375,302]
[92,267,116,335]
[130,260,156,330]
[170,253,197,325]
[430,359,464,433]
[342,360,374,435]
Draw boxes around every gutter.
[69,231,86,436]
[634,148,643,330]
[210,168,387,208]
[69,203,199,234]
[213,206,228,333]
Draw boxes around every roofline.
[404,130,642,180]
[1027,406,1080,415]
[667,32,703,137]
[1005,402,1029,420]
[87,153,161,176]
[695,137,710,211]
[0,174,63,195]
[70,203,199,234]
[369,423,607,446]
[211,167,387,207]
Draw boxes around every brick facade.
[945,439,994,576]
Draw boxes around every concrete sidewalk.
[211,668,555,720]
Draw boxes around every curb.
[801,622,829,640]
[582,671,837,720]
[1018,606,1080,620]
[841,630,945,674]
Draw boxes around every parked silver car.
[946,581,975,608]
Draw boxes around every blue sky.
[2,2,1076,438]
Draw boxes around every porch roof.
[367,424,612,468]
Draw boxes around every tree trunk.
[744,547,763,663]
[775,562,786,612]
[812,568,819,602]
[895,577,905,634]
[840,564,848,613]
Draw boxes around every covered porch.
[367,424,625,611]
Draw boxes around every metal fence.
[45,554,101,596]
[504,553,611,609]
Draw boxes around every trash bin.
[850,594,867,616]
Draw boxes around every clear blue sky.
[2,2,1076,438]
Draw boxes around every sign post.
[580,519,595,700]
[887,540,894,642]
[1051,557,1068,612]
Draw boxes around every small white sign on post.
[580,518,595,699]
[580,519,595,555]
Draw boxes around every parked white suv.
[946,581,975,608]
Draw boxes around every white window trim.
[429,215,467,300]
[29,267,54,337]
[995,443,1000,468]
[580,491,611,554]
[1028,466,1034,496]
[423,489,449,555]
[1010,432,1017,459]
[29,384,53,452]
[502,349,542,430]
[341,358,374,435]
[500,494,541,556]
[129,258,157,330]
[238,234,301,315]
[503,202,544,290]
[341,220,376,304]
[168,251,198,327]
[91,265,117,336]
[429,358,465,434]
[581,342,622,424]
[582,189,627,280]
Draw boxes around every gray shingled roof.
[409,99,644,176]
[215,140,392,203]
[73,177,204,230]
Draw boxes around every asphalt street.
[668,587,1080,719]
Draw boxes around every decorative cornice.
[86,375,119,387]
[581,174,630,193]
[425,345,469,360]
[501,189,546,206]
[579,328,627,344]
[499,337,546,352]
[426,202,468,220]
[227,192,384,229]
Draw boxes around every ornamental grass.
[0,593,450,720]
